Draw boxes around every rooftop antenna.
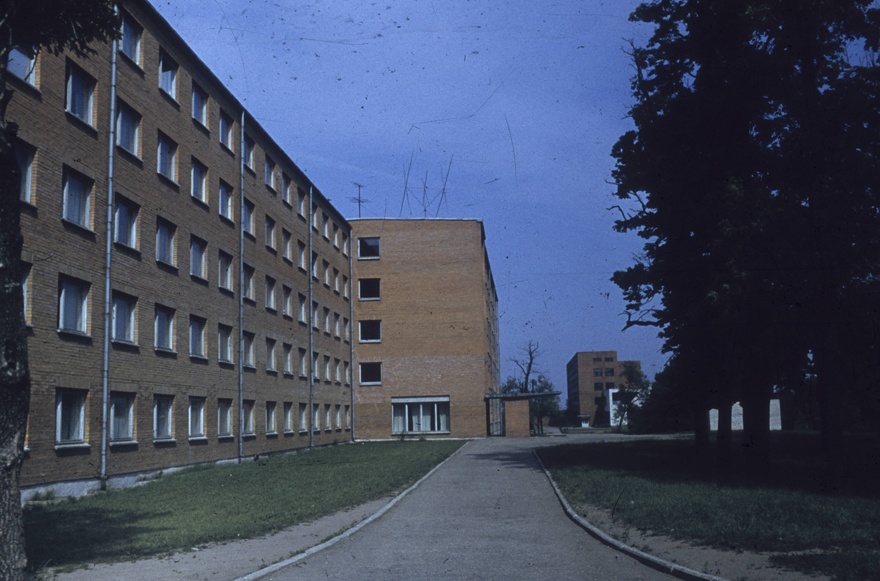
[349,182,369,218]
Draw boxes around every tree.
[504,342,560,434]
[614,361,651,430]
[611,0,880,477]
[0,3,118,578]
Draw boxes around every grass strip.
[538,435,880,581]
[25,440,463,571]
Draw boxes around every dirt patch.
[571,501,830,581]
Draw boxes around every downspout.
[348,237,355,441]
[308,187,314,448]
[237,112,246,463]
[100,26,120,490]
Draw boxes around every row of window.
[592,367,615,377]
[594,382,617,391]
[592,356,615,363]
[56,388,350,447]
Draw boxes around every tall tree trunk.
[0,83,31,581]
[741,381,771,483]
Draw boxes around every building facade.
[566,351,640,426]
[11,0,353,497]
[350,219,500,439]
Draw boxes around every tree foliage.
[0,2,118,579]
[612,0,880,474]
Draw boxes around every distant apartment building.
[350,219,500,438]
[11,0,353,498]
[566,351,640,426]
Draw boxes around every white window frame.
[219,111,233,149]
[299,348,307,377]
[359,362,382,385]
[281,174,291,205]
[56,389,86,445]
[189,316,206,358]
[282,285,292,317]
[66,63,94,125]
[59,276,89,334]
[391,397,451,434]
[156,218,176,266]
[158,50,178,98]
[244,136,254,169]
[62,168,92,229]
[154,395,174,441]
[110,392,135,442]
[266,337,276,371]
[359,319,382,343]
[157,133,177,182]
[192,83,208,126]
[189,397,206,438]
[218,398,232,436]
[154,304,175,351]
[114,197,138,249]
[299,403,307,432]
[358,237,381,260]
[219,180,233,221]
[242,400,255,435]
[116,100,140,156]
[358,278,381,301]
[120,13,142,64]
[281,229,292,261]
[244,265,254,301]
[218,251,233,291]
[111,292,136,343]
[265,156,276,189]
[266,401,277,434]
[191,158,208,203]
[218,323,233,363]
[243,199,255,235]
[282,343,293,374]
[243,332,255,368]
[265,215,276,249]
[190,237,207,279]
[298,294,307,323]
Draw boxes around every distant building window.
[111,292,137,343]
[265,156,276,189]
[59,276,89,334]
[189,316,206,357]
[62,168,92,229]
[155,305,175,351]
[116,100,141,156]
[56,389,86,444]
[243,332,255,367]
[266,401,277,434]
[359,320,381,343]
[266,338,276,371]
[244,136,255,169]
[219,111,233,150]
[192,83,208,126]
[297,188,306,217]
[191,158,208,203]
[190,236,207,279]
[218,324,233,363]
[158,50,178,98]
[283,402,293,432]
[358,237,380,259]
[359,362,382,385]
[120,13,142,64]
[218,250,233,290]
[219,180,233,221]
[66,63,94,125]
[156,218,176,266]
[265,215,276,250]
[154,395,174,440]
[392,397,450,434]
[189,397,206,438]
[281,229,292,261]
[298,241,307,270]
[358,278,380,300]
[114,196,139,249]
[218,398,232,436]
[605,368,614,376]
[265,276,276,310]
[242,400,255,434]
[243,199,255,235]
[282,285,292,317]
[298,293,307,323]
[244,265,254,301]
[593,368,603,377]
[281,173,292,205]
[157,132,177,182]
[15,141,34,203]
[282,343,293,374]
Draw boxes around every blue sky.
[153,0,665,399]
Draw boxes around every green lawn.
[25,440,463,571]
[537,433,880,581]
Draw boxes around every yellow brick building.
[12,0,353,497]
[351,219,500,439]
[566,351,641,427]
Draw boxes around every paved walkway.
[257,437,674,580]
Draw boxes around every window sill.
[244,297,256,306]
[218,434,235,441]
[266,431,278,437]
[265,245,277,254]
[359,340,381,344]
[220,142,234,157]
[191,195,209,210]
[220,214,235,227]
[219,359,235,368]
[109,439,138,448]
[360,382,382,387]
[156,259,178,272]
[357,256,380,261]
[61,218,96,236]
[283,372,294,378]
[113,241,141,258]
[242,433,256,440]
[266,307,277,314]
[190,274,209,285]
[111,339,139,350]
[189,354,209,362]
[243,364,256,371]
[157,173,180,190]
[57,328,92,341]
[283,430,296,436]
[299,430,308,435]
[282,314,293,321]
[65,111,98,135]
[266,369,277,375]
[159,88,179,108]
[55,442,90,451]
[153,438,177,445]
[219,286,235,297]
[192,118,210,135]
[188,436,208,443]
[116,145,143,166]
[118,50,144,74]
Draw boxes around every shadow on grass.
[538,431,880,499]
[24,503,173,570]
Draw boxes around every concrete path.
[259,437,674,580]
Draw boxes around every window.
[265,156,276,189]
[120,13,142,64]
[281,229,291,261]
[322,260,330,286]
[56,389,86,444]
[266,338,276,371]
[297,241,307,270]
[311,203,319,230]
[62,168,92,229]
[312,404,320,432]
[15,141,34,203]
[312,351,320,380]
[190,236,207,279]
[281,174,292,205]
[265,215,276,249]
[157,133,177,181]
[283,402,293,432]
[358,237,380,259]
[218,324,233,363]
[219,180,233,221]
[266,401,277,434]
[344,405,351,428]
[116,101,140,156]
[342,275,349,299]
[189,397,205,438]
[605,368,615,376]
[343,317,350,341]
[298,402,307,432]
[311,251,318,279]
[358,278,380,300]
[244,136,254,169]
[7,47,36,85]
[155,305,175,351]
[594,382,604,391]
[114,196,138,249]
[154,395,174,440]
[244,265,254,301]
[156,218,176,265]
[192,83,208,126]
[392,397,450,434]
[282,343,293,374]
[243,199,255,235]
[298,293,307,323]
[333,312,340,337]
[360,362,382,385]
[299,348,307,376]
[312,301,319,330]
[218,398,232,436]
[282,285,292,317]
[335,404,342,429]
[322,213,329,239]
[593,368,603,377]
[158,50,178,98]
[66,63,94,125]
[323,307,330,333]
[112,292,136,343]
[218,250,233,290]
[297,188,306,217]
[58,276,89,334]
[243,332,255,367]
[325,404,331,430]
[189,316,206,357]
[342,233,350,256]
[21,263,31,324]
[110,393,135,442]
[191,158,207,203]
[333,224,340,248]
[242,400,255,434]
[605,357,614,362]
[333,268,340,293]
[344,361,351,384]
[219,111,233,149]
[334,359,341,382]
[359,320,381,343]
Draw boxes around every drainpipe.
[237,112,246,463]
[308,186,314,448]
[100,26,120,490]
[348,238,355,441]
